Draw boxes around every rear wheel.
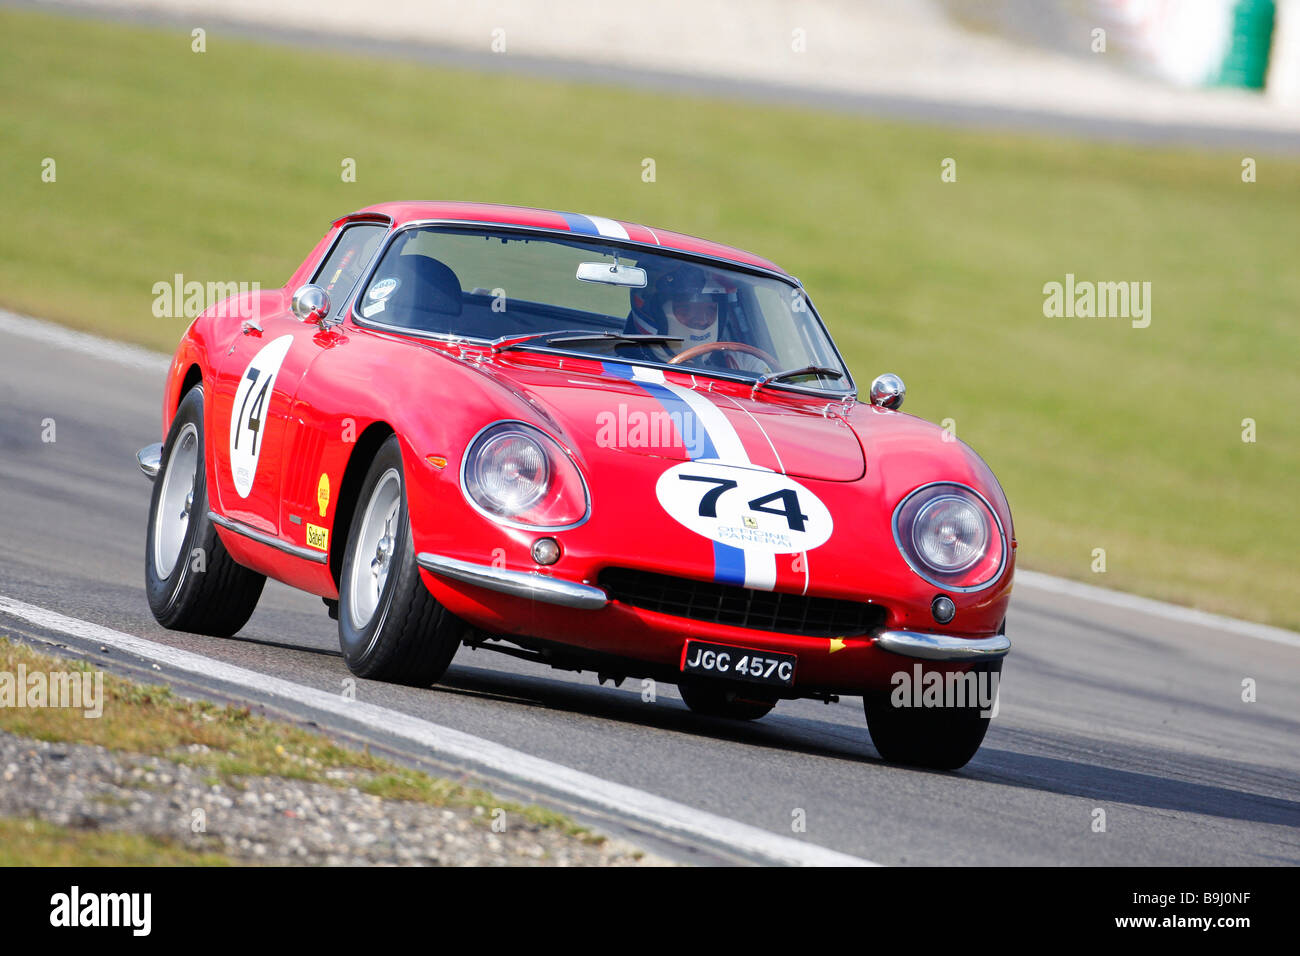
[678,682,775,721]
[145,385,266,635]
[337,435,462,685]
[863,660,1001,770]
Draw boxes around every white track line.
[0,595,876,867]
[4,305,1296,647]
[1014,571,1300,649]
[0,308,170,374]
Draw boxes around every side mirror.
[291,284,332,327]
[869,372,905,410]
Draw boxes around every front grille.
[599,567,886,638]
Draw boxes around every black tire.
[678,682,776,721]
[862,660,1002,770]
[145,385,266,636]
[337,434,462,685]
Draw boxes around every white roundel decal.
[228,334,293,498]
[655,461,834,554]
[368,276,400,300]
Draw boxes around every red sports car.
[138,201,1014,769]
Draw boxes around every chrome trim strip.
[208,511,328,564]
[874,630,1011,661]
[136,443,162,481]
[346,218,856,399]
[416,552,608,610]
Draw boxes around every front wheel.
[144,385,266,635]
[862,660,1001,770]
[678,682,775,721]
[337,435,462,685]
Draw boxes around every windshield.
[354,225,851,393]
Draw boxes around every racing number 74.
[679,473,809,532]
[234,366,271,455]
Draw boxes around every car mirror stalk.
[291,284,332,329]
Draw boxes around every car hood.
[477,359,866,482]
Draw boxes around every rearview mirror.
[291,284,332,327]
[576,261,647,288]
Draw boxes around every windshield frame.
[347,219,857,400]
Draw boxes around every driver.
[628,263,764,370]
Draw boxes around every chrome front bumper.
[416,552,609,610]
[137,442,162,481]
[415,553,1011,662]
[874,630,1011,661]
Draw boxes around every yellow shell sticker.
[305,523,329,551]
[316,473,330,517]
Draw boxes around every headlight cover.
[462,422,589,529]
[892,482,1005,591]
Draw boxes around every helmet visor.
[671,299,719,329]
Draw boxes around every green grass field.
[1,9,1296,629]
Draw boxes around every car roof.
[340,201,789,276]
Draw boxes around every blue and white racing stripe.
[559,212,630,240]
[602,363,777,590]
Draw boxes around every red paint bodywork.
[161,202,1015,696]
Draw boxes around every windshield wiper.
[491,330,682,354]
[750,365,845,398]
[491,329,592,353]
[544,332,683,347]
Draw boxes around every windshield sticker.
[368,277,400,300]
[360,300,386,318]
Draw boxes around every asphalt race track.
[1,322,1297,865]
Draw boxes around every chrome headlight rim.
[891,481,1007,593]
[459,420,592,531]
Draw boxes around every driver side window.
[311,223,387,316]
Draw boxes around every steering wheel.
[668,341,780,370]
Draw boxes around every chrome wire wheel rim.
[348,468,401,631]
[153,423,198,579]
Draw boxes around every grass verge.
[0,636,595,852]
[0,817,232,866]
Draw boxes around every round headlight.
[462,422,590,528]
[912,495,987,572]
[469,431,549,515]
[892,482,1006,591]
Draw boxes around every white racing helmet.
[629,263,733,361]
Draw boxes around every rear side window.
[311,223,387,314]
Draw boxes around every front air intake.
[599,567,886,638]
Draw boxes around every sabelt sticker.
[368,277,400,300]
[228,335,293,498]
[655,461,833,555]
[305,523,329,551]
